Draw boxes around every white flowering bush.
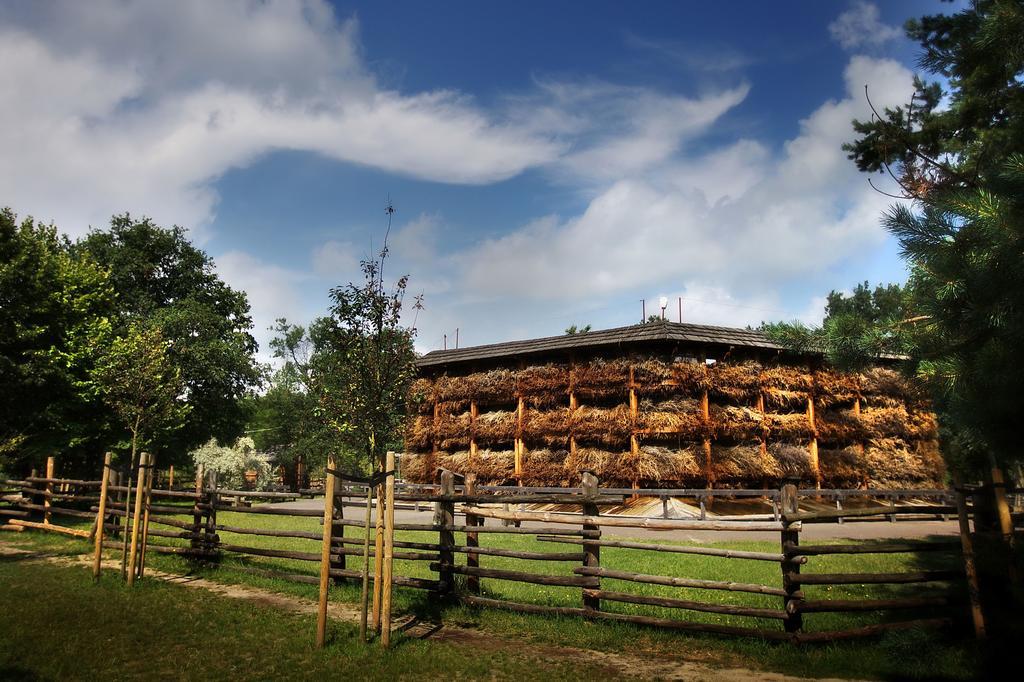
[190,436,275,490]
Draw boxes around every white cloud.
[828,1,903,50]
[444,56,914,345]
[0,1,563,239]
[213,250,314,364]
[312,240,360,280]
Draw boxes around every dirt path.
[0,541,867,682]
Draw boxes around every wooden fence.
[3,456,1020,644]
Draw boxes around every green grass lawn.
[0,507,983,680]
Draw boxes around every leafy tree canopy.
[75,215,262,459]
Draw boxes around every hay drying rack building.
[404,320,943,490]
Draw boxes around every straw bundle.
[860,367,919,400]
[812,369,860,406]
[473,410,517,445]
[605,446,702,486]
[861,405,916,440]
[768,443,814,480]
[637,398,703,437]
[815,409,867,443]
[407,378,435,414]
[434,411,471,450]
[631,358,674,393]
[434,374,470,404]
[516,364,569,404]
[765,411,814,441]
[465,449,516,484]
[760,365,814,393]
[570,358,631,400]
[913,439,946,483]
[671,360,710,392]
[708,361,762,402]
[521,408,571,446]
[865,438,931,486]
[570,405,632,446]
[763,389,809,411]
[400,452,434,483]
[818,446,866,487]
[404,415,434,451]
[564,447,618,481]
[465,368,517,405]
[520,448,570,487]
[711,442,780,480]
[710,404,766,440]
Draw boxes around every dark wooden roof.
[417,320,789,369]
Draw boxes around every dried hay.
[564,447,618,479]
[570,405,632,446]
[818,446,866,487]
[473,410,517,445]
[814,409,866,443]
[708,361,762,402]
[400,452,434,483]
[860,367,920,400]
[760,365,814,392]
[404,415,433,451]
[631,358,674,392]
[711,442,779,480]
[861,405,917,440]
[604,446,702,486]
[465,449,516,484]
[637,398,703,437]
[520,448,570,487]
[435,411,471,450]
[671,360,710,392]
[765,411,814,441]
[571,358,630,400]
[407,378,434,414]
[515,364,569,404]
[768,443,814,480]
[433,374,470,403]
[865,438,931,487]
[710,404,766,440]
[913,439,946,484]
[763,389,809,411]
[466,368,517,405]
[521,408,571,446]
[812,369,860,406]
[908,411,939,441]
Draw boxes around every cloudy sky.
[1,0,949,359]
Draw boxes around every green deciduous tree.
[75,215,262,461]
[0,208,116,473]
[311,243,421,474]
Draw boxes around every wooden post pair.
[127,452,155,586]
[318,452,396,649]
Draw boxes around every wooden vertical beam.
[316,454,337,648]
[126,453,149,586]
[465,473,480,594]
[92,453,113,581]
[806,397,820,489]
[954,477,986,639]
[168,465,174,490]
[437,470,456,597]
[569,390,578,457]
[514,397,524,478]
[371,461,385,632]
[190,464,205,553]
[757,392,768,459]
[359,480,374,641]
[780,483,802,633]
[469,400,479,465]
[701,388,713,489]
[581,471,601,614]
[381,451,396,647]
[43,456,55,525]
[137,453,155,580]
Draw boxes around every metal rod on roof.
[455,328,459,349]
[443,334,447,350]
[641,299,646,322]
[679,297,682,323]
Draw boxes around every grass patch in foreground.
[0,557,601,681]
[2,512,983,680]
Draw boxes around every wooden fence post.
[381,451,396,647]
[92,453,113,581]
[168,465,174,490]
[371,461,386,633]
[127,453,150,586]
[316,455,337,648]
[780,482,802,634]
[581,470,601,614]
[954,479,986,639]
[191,464,205,554]
[330,465,346,585]
[436,469,456,598]
[137,453,155,580]
[359,479,375,641]
[43,456,55,525]
[464,473,480,595]
[205,470,218,559]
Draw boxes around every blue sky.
[0,1,954,360]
